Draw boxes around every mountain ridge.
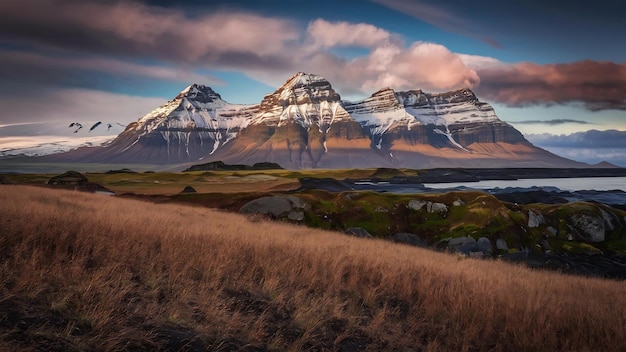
[42,72,591,169]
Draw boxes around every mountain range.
[46,72,591,169]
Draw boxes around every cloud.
[526,130,626,148]
[0,50,219,86]
[510,119,591,126]
[0,1,482,98]
[372,0,501,48]
[526,130,626,166]
[306,19,401,50]
[0,0,299,65]
[475,61,626,111]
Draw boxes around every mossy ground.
[4,169,626,256]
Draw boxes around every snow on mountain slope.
[0,135,115,157]
[250,72,351,132]
[123,84,257,155]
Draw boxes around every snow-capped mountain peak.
[251,72,350,129]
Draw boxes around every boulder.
[388,233,429,247]
[452,199,465,207]
[408,200,427,211]
[239,196,308,220]
[476,237,493,255]
[408,200,447,215]
[346,227,373,238]
[0,175,7,184]
[571,215,605,242]
[528,210,544,228]
[496,238,509,251]
[427,202,448,215]
[374,206,388,213]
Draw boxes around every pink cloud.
[476,61,626,110]
[306,19,401,49]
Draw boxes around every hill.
[1,185,625,351]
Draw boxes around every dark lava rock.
[181,186,197,193]
[105,168,137,174]
[251,162,284,170]
[183,161,283,172]
[47,171,88,185]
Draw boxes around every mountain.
[46,72,588,169]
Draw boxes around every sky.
[0,0,625,165]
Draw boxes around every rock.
[599,208,619,231]
[346,227,373,238]
[547,226,557,236]
[427,202,448,215]
[239,196,308,220]
[181,186,197,193]
[374,206,388,213]
[476,237,493,255]
[448,236,476,247]
[0,175,7,184]
[408,200,427,211]
[571,215,605,242]
[47,171,88,185]
[105,168,137,174]
[388,233,429,247]
[438,236,477,253]
[496,238,509,251]
[452,199,465,206]
[457,242,479,255]
[287,211,304,221]
[528,209,544,228]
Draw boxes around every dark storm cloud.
[511,119,591,126]
[475,61,626,111]
[0,0,300,66]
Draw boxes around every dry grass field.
[1,185,625,351]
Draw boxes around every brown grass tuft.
[1,185,625,351]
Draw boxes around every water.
[424,177,626,192]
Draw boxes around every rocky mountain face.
[52,72,587,169]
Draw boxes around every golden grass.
[1,185,625,351]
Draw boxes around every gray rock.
[388,233,429,247]
[346,227,373,238]
[408,200,427,211]
[457,242,479,255]
[427,202,448,215]
[287,211,305,221]
[285,195,309,210]
[448,236,476,247]
[496,238,509,251]
[528,209,544,228]
[476,237,493,255]
[452,199,465,206]
[374,206,388,213]
[571,215,605,242]
[599,208,618,231]
[240,196,308,219]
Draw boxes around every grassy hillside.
[1,185,625,351]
